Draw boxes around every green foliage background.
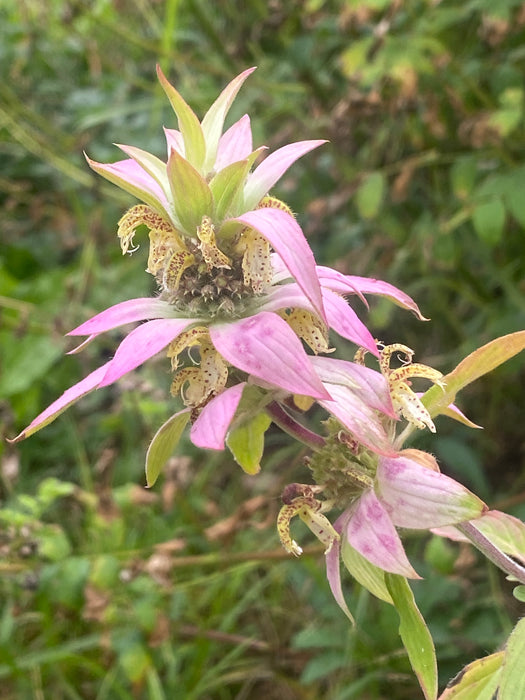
[1,0,525,698]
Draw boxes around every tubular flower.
[277,421,487,619]
[276,343,484,618]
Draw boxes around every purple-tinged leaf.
[345,490,420,578]
[86,155,171,220]
[215,114,255,171]
[163,127,184,158]
[201,68,256,172]
[317,266,427,320]
[232,208,325,321]
[156,65,206,170]
[209,311,330,399]
[68,298,175,337]
[377,453,487,529]
[167,148,214,234]
[243,140,326,211]
[99,318,196,387]
[146,409,191,487]
[322,287,378,355]
[116,144,169,191]
[190,383,246,450]
[8,362,112,442]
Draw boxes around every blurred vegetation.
[1,0,525,697]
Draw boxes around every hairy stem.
[457,521,525,585]
[266,402,326,450]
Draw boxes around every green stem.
[266,402,326,450]
[457,521,525,585]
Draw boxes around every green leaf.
[156,66,206,170]
[210,158,251,221]
[450,156,478,201]
[498,618,525,698]
[513,585,525,603]
[471,197,505,246]
[145,410,190,487]
[385,574,438,700]
[423,330,525,421]
[341,541,393,604]
[167,148,214,234]
[438,652,503,699]
[504,166,525,228]
[200,67,255,173]
[226,411,271,474]
[356,172,385,219]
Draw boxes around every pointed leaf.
[68,298,175,337]
[86,156,171,220]
[377,454,486,529]
[345,491,420,577]
[210,158,252,221]
[243,140,326,211]
[232,208,325,321]
[201,68,256,172]
[385,573,438,700]
[190,383,246,450]
[423,331,525,420]
[8,362,111,442]
[156,66,206,170]
[210,312,330,399]
[226,410,271,474]
[215,114,255,171]
[99,318,196,387]
[145,410,191,487]
[167,148,214,234]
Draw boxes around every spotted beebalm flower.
[10,67,425,486]
[277,345,487,618]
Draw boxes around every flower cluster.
[10,67,491,622]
